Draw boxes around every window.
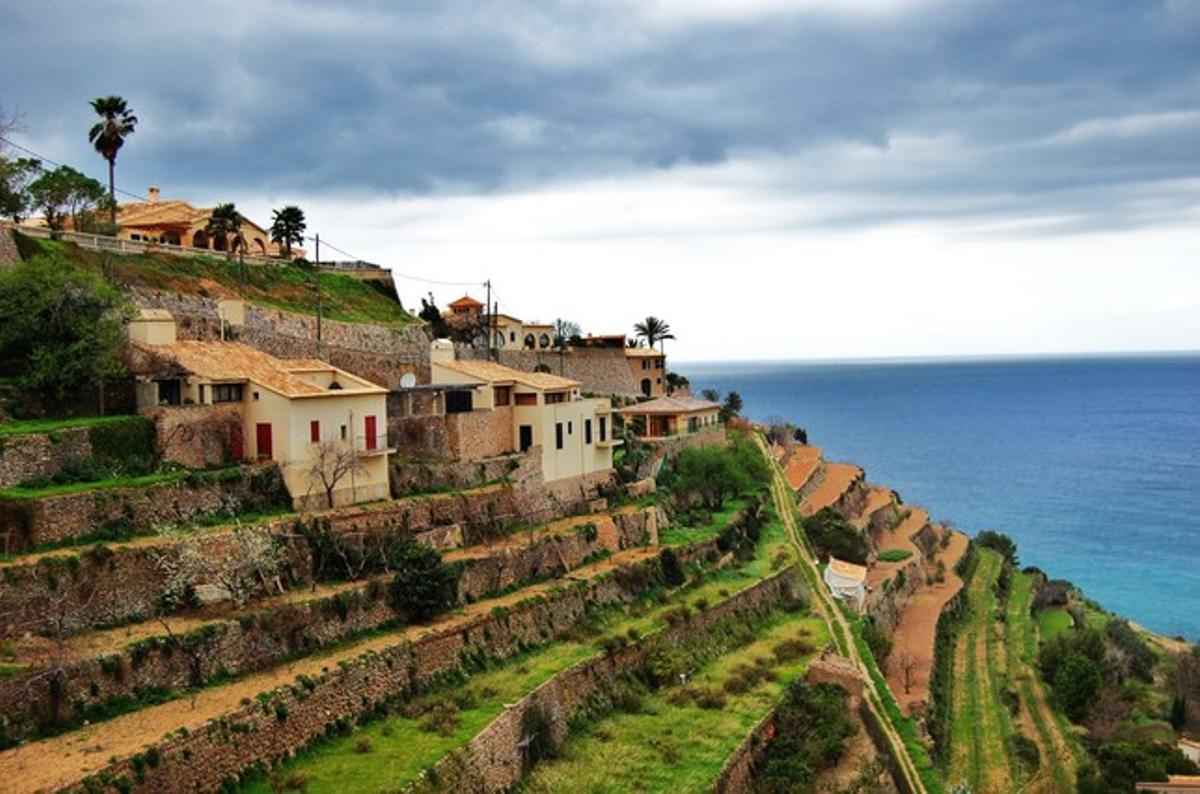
[539,333,550,348]
[198,384,206,404]
[494,386,511,406]
[642,360,650,370]
[555,422,564,450]
[310,420,320,443]
[340,424,347,440]
[585,419,593,444]
[156,379,181,406]
[212,383,244,403]
[446,391,474,414]
[545,392,565,404]
[599,416,607,442]
[515,392,537,406]
[252,391,260,401]
[568,421,573,434]
[524,333,536,349]
[519,425,533,451]
[655,359,664,369]
[510,331,516,342]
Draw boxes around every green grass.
[243,501,793,793]
[519,614,828,793]
[1036,607,1074,641]
[0,469,193,499]
[657,497,748,547]
[0,414,141,437]
[876,548,913,563]
[0,663,29,681]
[15,233,416,326]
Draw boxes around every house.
[491,313,555,351]
[626,346,667,397]
[824,557,868,610]
[418,340,616,481]
[1135,777,1200,793]
[126,311,391,510]
[447,295,485,317]
[111,187,297,258]
[618,395,722,440]
[1181,738,1200,765]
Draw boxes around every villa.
[126,311,391,510]
[824,557,868,610]
[390,340,617,482]
[111,187,297,258]
[445,295,555,351]
[618,395,722,440]
[626,346,667,397]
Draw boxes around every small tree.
[419,292,451,338]
[270,205,306,258]
[633,316,675,351]
[700,388,721,403]
[26,165,111,232]
[893,650,921,694]
[1054,653,1102,722]
[0,156,41,221]
[307,440,369,509]
[720,391,744,423]
[155,522,284,610]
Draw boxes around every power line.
[0,135,150,202]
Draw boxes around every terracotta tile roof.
[827,557,868,583]
[617,396,721,416]
[135,341,386,399]
[449,295,484,309]
[434,358,580,390]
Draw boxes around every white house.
[824,557,868,610]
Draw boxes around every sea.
[680,353,1200,642]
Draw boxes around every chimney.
[148,186,160,203]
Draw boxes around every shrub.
[877,549,912,563]
[386,541,460,622]
[693,687,727,710]
[1077,740,1200,793]
[418,701,460,736]
[804,509,869,565]
[975,530,1019,567]
[1010,733,1040,771]
[759,680,855,791]
[772,637,814,663]
[659,547,686,587]
[1105,619,1156,683]
[861,620,893,666]
[1054,653,1102,722]
[353,736,373,754]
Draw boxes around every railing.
[356,433,391,454]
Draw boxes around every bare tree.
[307,440,368,509]
[893,650,921,695]
[155,521,284,610]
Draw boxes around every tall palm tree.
[205,203,245,259]
[87,96,137,228]
[633,316,675,351]
[270,205,306,259]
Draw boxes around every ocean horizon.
[681,352,1200,641]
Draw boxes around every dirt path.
[0,547,658,794]
[758,436,927,794]
[799,462,861,517]
[885,527,966,713]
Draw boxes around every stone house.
[618,395,722,440]
[126,312,391,510]
[824,557,868,610]
[626,346,668,397]
[391,340,617,482]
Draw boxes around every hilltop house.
[444,295,555,351]
[108,187,298,258]
[618,395,722,440]
[626,346,667,397]
[824,557,868,610]
[390,340,616,482]
[126,311,390,510]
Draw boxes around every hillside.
[11,232,417,326]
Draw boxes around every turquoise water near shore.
[681,354,1200,641]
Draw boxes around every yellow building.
[128,313,390,510]
[626,346,667,397]
[618,395,721,439]
[445,296,555,351]
[429,340,616,481]
[112,187,295,258]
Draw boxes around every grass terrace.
[1035,607,1073,641]
[13,233,417,326]
[0,414,143,437]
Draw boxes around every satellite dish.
[400,373,417,389]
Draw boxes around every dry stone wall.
[389,450,534,498]
[478,348,642,397]
[410,566,802,794]
[60,546,722,794]
[128,287,431,388]
[0,427,93,488]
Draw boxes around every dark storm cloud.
[1,0,1196,228]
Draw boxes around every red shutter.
[310,420,320,443]
[365,415,377,450]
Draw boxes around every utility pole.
[314,233,323,351]
[484,279,493,360]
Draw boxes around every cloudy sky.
[2,0,1198,361]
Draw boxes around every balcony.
[355,434,394,457]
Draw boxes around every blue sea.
[680,354,1200,641]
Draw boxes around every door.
[255,423,273,460]
[365,415,378,451]
[519,425,533,452]
[230,423,245,462]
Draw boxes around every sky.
[1,0,1198,361]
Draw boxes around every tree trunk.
[108,159,116,227]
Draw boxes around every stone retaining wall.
[0,507,660,741]
[0,427,93,488]
[866,555,927,634]
[62,544,727,794]
[0,474,612,639]
[388,407,516,463]
[712,709,775,793]
[0,464,284,553]
[409,566,801,794]
[143,403,244,469]
[129,287,431,388]
[389,450,534,498]
[487,348,642,397]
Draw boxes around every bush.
[1077,740,1200,793]
[659,547,686,587]
[1054,653,1102,722]
[759,680,855,792]
[1105,619,1156,683]
[975,530,1019,567]
[773,637,815,663]
[1010,733,1040,771]
[861,620,892,666]
[353,736,373,754]
[804,509,870,565]
[383,540,460,622]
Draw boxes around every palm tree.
[87,96,137,228]
[205,203,245,259]
[270,205,306,258]
[633,316,675,351]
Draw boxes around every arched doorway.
[524,333,536,349]
[213,233,228,252]
[191,230,209,249]
[640,378,652,397]
[253,238,267,255]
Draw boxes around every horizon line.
[671,347,1200,367]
